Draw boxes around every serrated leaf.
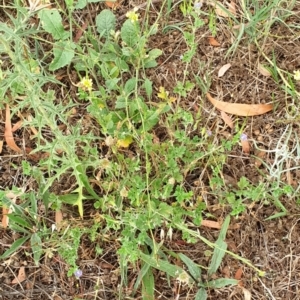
[0,236,29,259]
[195,288,207,300]
[121,19,140,47]
[38,9,68,40]
[49,41,76,71]
[205,278,238,288]
[178,253,201,281]
[208,215,230,276]
[96,9,116,38]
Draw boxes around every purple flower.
[74,269,82,279]
[194,2,203,10]
[240,133,248,141]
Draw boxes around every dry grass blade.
[207,93,273,116]
[5,104,22,153]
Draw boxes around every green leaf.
[75,0,87,9]
[139,252,186,278]
[38,9,68,40]
[195,288,207,300]
[144,60,158,68]
[50,41,76,71]
[96,9,116,38]
[208,215,230,276]
[124,78,137,95]
[147,48,163,59]
[144,78,152,98]
[121,19,140,47]
[31,233,42,266]
[142,266,155,300]
[65,0,74,9]
[204,278,238,288]
[133,263,150,292]
[0,236,29,259]
[8,215,31,229]
[178,253,201,282]
[57,193,79,205]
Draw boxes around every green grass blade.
[208,215,230,276]
[0,236,29,259]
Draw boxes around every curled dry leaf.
[220,110,234,128]
[208,36,221,47]
[218,63,231,77]
[206,93,273,116]
[5,104,22,153]
[258,63,271,77]
[201,219,221,229]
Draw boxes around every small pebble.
[254,129,260,135]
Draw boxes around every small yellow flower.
[117,135,133,148]
[293,70,300,81]
[157,86,176,103]
[126,8,139,23]
[78,76,93,92]
[157,86,169,100]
